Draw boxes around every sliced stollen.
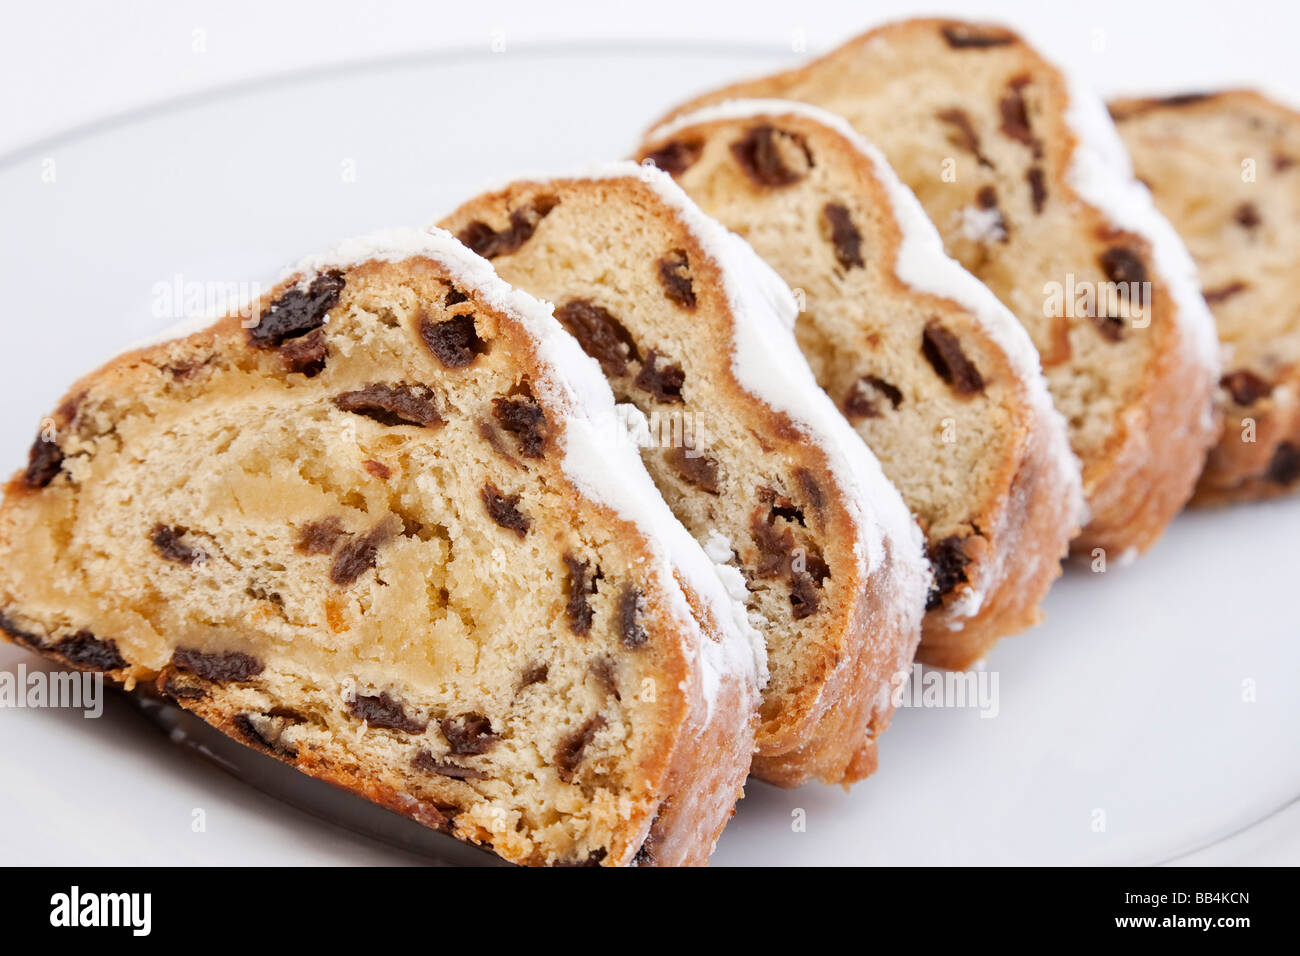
[636,99,1083,669]
[0,227,767,867]
[439,162,928,786]
[656,17,1221,560]
[1110,90,1300,504]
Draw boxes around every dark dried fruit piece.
[333,383,442,428]
[555,716,606,783]
[976,185,1008,242]
[1266,442,1300,485]
[844,374,903,419]
[330,520,396,586]
[492,392,549,458]
[666,446,720,494]
[457,198,557,259]
[441,712,500,755]
[590,657,619,698]
[279,327,328,377]
[520,663,549,687]
[926,535,972,610]
[789,572,821,619]
[232,713,298,759]
[1221,369,1272,407]
[823,202,865,269]
[936,108,993,168]
[1089,312,1126,343]
[554,299,641,376]
[348,691,427,733]
[1026,166,1047,213]
[363,459,391,480]
[563,553,597,636]
[750,509,794,579]
[297,517,346,555]
[250,271,345,348]
[634,350,686,404]
[797,469,824,519]
[444,287,469,306]
[151,524,208,566]
[922,321,985,396]
[658,250,696,309]
[940,23,1016,48]
[1098,247,1150,308]
[419,312,486,369]
[24,435,63,489]
[1234,202,1262,229]
[160,675,205,700]
[171,647,263,683]
[618,586,647,649]
[999,75,1041,156]
[53,631,126,671]
[1203,281,1248,305]
[641,139,703,176]
[412,750,488,781]
[730,124,813,187]
[481,482,530,538]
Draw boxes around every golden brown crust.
[654,17,1218,559]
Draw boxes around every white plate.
[1,42,1297,866]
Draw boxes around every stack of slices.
[1,17,1287,866]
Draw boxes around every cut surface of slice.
[638,99,1082,667]
[656,17,1220,558]
[440,163,928,785]
[1110,89,1300,504]
[0,227,766,867]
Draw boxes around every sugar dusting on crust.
[583,161,929,616]
[145,226,767,714]
[646,101,1085,622]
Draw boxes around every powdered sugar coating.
[645,101,1085,619]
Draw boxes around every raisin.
[444,287,469,306]
[520,663,549,687]
[279,328,328,377]
[0,610,42,649]
[441,712,500,755]
[789,572,821,619]
[797,469,825,518]
[1266,442,1300,485]
[171,647,264,683]
[1204,281,1247,305]
[976,185,1008,242]
[160,675,205,700]
[481,482,530,537]
[1027,166,1047,213]
[641,139,703,176]
[590,657,620,698]
[1098,247,1149,308]
[363,459,391,480]
[750,509,794,579]
[1089,312,1126,343]
[457,198,557,259]
[844,374,903,419]
[24,435,63,489]
[936,108,994,168]
[492,393,548,458]
[419,312,486,369]
[823,202,865,269]
[297,517,346,555]
[926,535,972,611]
[330,521,395,586]
[412,750,488,781]
[999,75,1041,156]
[1158,92,1214,108]
[151,524,207,565]
[730,124,813,187]
[922,321,985,396]
[940,23,1016,48]
[250,271,345,348]
[348,691,427,733]
[563,553,597,636]
[618,586,647,649]
[333,384,442,428]
[634,350,686,404]
[53,631,126,671]
[657,250,697,309]
[555,716,606,783]
[1221,370,1272,406]
[1234,202,1262,229]
[554,299,641,377]
[231,713,298,759]
[666,446,720,494]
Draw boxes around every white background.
[4,0,1299,156]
